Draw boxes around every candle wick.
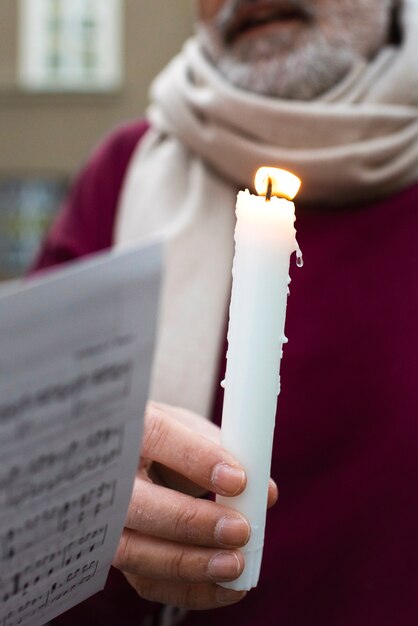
[265,178,273,202]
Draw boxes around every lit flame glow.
[255,167,301,201]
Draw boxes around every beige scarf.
[115,0,418,418]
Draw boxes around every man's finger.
[113,529,244,583]
[268,478,279,508]
[143,403,246,496]
[124,573,247,610]
[154,402,222,443]
[125,476,250,548]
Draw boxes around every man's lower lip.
[231,18,303,41]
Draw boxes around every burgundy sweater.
[33,120,418,626]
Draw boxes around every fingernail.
[208,552,241,581]
[215,514,250,547]
[216,586,247,605]
[268,478,279,506]
[212,463,246,495]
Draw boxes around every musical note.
[1,428,122,508]
[1,526,107,607]
[1,482,115,562]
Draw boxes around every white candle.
[217,167,302,592]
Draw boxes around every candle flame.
[255,167,301,201]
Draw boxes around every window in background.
[18,0,123,92]
[0,178,67,280]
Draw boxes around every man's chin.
[198,21,360,100]
[215,60,296,99]
[215,47,356,101]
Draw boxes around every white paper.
[0,242,162,626]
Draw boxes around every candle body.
[217,190,297,591]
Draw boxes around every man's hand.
[112,401,278,610]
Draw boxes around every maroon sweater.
[34,121,418,626]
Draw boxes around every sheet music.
[0,242,162,626]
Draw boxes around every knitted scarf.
[115,0,418,418]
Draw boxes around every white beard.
[197,0,393,100]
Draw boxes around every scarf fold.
[115,0,418,417]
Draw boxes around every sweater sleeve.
[31,119,149,271]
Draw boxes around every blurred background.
[0,0,193,280]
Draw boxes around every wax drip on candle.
[296,246,304,268]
